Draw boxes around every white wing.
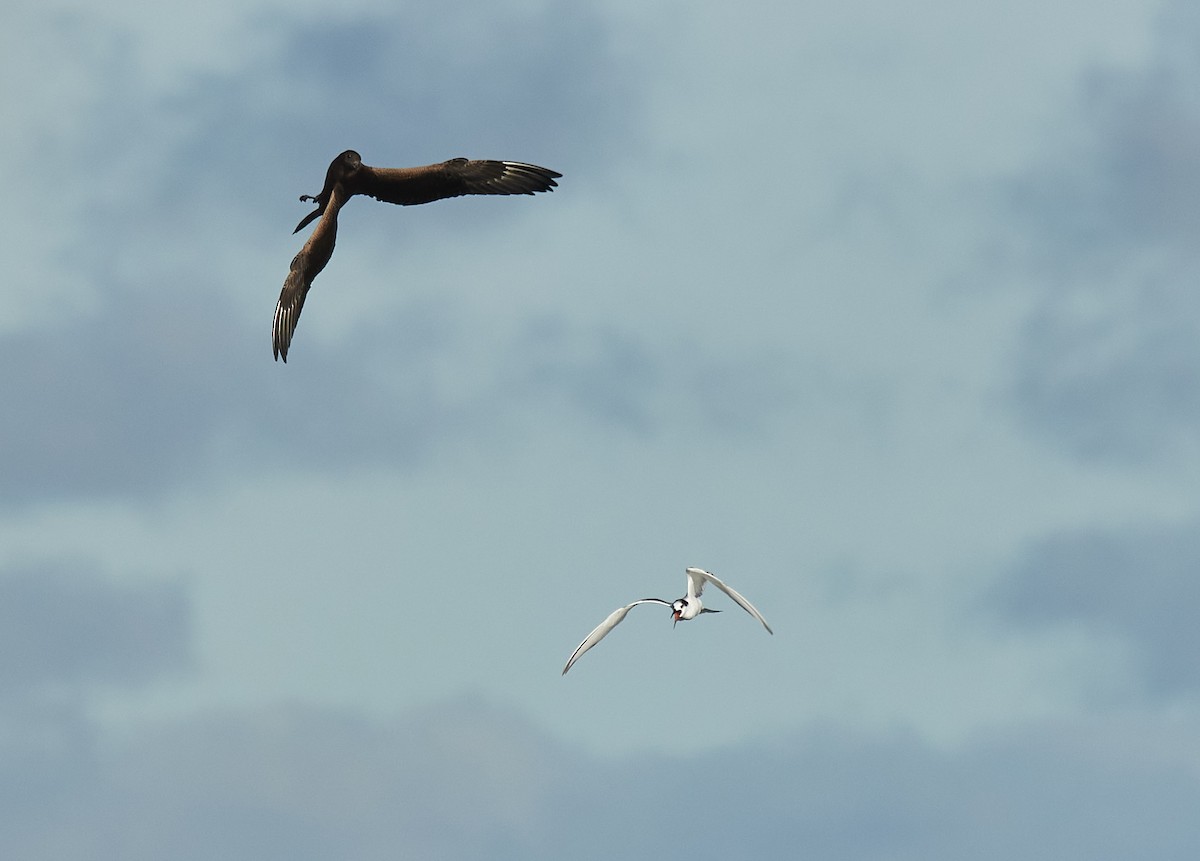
[685,568,773,634]
[562,598,672,675]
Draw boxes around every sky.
[3,0,1200,857]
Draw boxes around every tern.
[562,567,773,675]
[274,150,561,362]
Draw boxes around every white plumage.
[562,567,773,675]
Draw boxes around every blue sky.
[4,0,1200,857]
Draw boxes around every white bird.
[562,567,773,674]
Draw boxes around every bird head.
[333,149,363,180]
[671,598,686,627]
[294,150,365,233]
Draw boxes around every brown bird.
[273,150,561,362]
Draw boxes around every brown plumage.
[273,182,349,362]
[274,150,561,362]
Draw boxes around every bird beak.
[672,611,679,628]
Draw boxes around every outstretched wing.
[562,598,672,675]
[274,183,347,362]
[356,158,561,207]
[685,568,773,634]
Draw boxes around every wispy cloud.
[991,521,1200,696]
[1004,5,1200,461]
[3,696,1198,860]
[0,560,190,694]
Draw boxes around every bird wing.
[562,598,672,675]
[356,159,561,207]
[274,183,347,362]
[685,568,773,634]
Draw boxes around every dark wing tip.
[272,328,289,362]
[272,310,294,362]
[272,269,306,363]
[273,304,297,362]
[454,161,562,197]
[272,304,291,362]
[498,162,562,194]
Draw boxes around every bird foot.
[299,194,317,202]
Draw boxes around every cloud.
[0,276,488,506]
[65,0,642,239]
[1002,3,1200,461]
[266,2,641,164]
[990,521,1200,696]
[0,275,807,507]
[2,697,1198,861]
[0,0,687,509]
[0,560,190,695]
[498,316,808,438]
[1011,279,1200,460]
[0,557,191,848]
[0,0,810,505]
